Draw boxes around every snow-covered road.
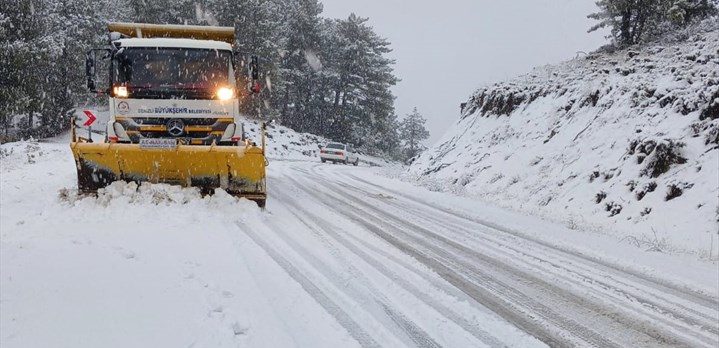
[1,140,718,347]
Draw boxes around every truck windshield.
[113,47,234,99]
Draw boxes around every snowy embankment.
[244,119,328,161]
[408,24,719,256]
[243,119,393,166]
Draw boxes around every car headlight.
[216,87,234,100]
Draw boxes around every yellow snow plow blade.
[70,142,267,206]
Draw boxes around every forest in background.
[4,1,713,159]
[0,0,415,158]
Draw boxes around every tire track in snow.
[329,178,718,346]
[269,184,508,347]
[380,303,442,348]
[284,173,612,347]
[333,173,719,341]
[255,209,443,348]
[233,221,381,348]
[288,166,719,347]
[321,175,718,347]
[345,171,719,309]
[338,172,719,334]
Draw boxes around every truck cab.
[97,24,247,146]
[74,23,267,207]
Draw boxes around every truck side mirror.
[250,56,259,80]
[249,55,261,94]
[85,51,96,92]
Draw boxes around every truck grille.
[116,117,234,145]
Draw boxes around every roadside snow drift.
[244,120,393,166]
[409,24,719,256]
[244,119,328,161]
[0,141,360,347]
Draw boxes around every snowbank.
[238,119,393,166]
[244,119,329,161]
[0,140,358,348]
[409,24,719,256]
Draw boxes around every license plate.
[139,138,177,149]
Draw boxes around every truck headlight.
[113,86,129,98]
[216,87,234,100]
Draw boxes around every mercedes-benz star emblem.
[166,119,185,137]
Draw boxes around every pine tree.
[399,108,430,161]
[210,0,284,119]
[0,10,10,137]
[0,0,43,137]
[39,0,103,136]
[371,112,402,159]
[319,14,398,150]
[588,0,717,46]
[274,0,324,133]
[588,0,657,46]
[0,0,63,137]
[666,0,717,24]
[128,0,203,25]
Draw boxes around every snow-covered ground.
[409,24,719,257]
[2,136,718,347]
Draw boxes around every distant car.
[320,142,359,166]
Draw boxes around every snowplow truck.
[72,22,267,207]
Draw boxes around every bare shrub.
[628,139,687,178]
[635,181,658,201]
[605,201,622,216]
[665,182,693,201]
[595,191,607,203]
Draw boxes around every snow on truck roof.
[115,38,232,51]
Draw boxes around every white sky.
[320,0,608,144]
